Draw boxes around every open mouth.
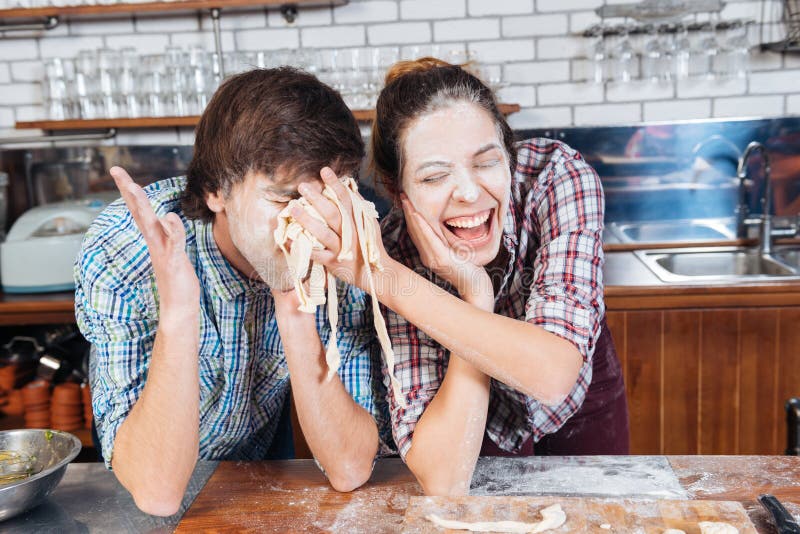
[443,208,494,245]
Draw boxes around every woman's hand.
[110,166,199,316]
[292,167,385,292]
[400,194,493,304]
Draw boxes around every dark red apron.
[480,317,630,456]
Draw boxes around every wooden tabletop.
[176,456,800,533]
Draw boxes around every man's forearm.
[278,314,379,492]
[112,310,200,516]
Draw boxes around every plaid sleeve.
[74,241,157,470]
[334,282,394,457]
[380,303,447,460]
[523,153,606,362]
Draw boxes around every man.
[74,68,391,516]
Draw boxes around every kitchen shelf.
[16,104,522,130]
[0,291,74,326]
[0,0,346,19]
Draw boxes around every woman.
[290,58,628,496]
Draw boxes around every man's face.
[207,169,315,291]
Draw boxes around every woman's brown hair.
[183,67,364,222]
[370,57,517,201]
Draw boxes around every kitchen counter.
[604,250,800,310]
[6,456,795,532]
[172,456,799,532]
[1,460,217,532]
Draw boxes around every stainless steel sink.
[771,247,800,269]
[609,219,735,243]
[635,246,800,283]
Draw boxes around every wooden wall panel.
[739,308,780,455]
[605,311,626,376]
[625,311,663,454]
[777,308,800,454]
[699,310,740,454]
[662,310,701,454]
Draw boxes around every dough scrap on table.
[425,503,565,533]
[274,177,406,408]
[698,522,738,534]
[599,524,611,530]
[663,529,686,534]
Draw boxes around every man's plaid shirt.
[75,177,391,468]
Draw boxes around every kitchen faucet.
[689,134,741,183]
[736,141,798,256]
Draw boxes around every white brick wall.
[574,102,641,125]
[713,95,785,117]
[643,99,711,122]
[788,95,800,115]
[400,0,466,20]
[367,22,430,45]
[468,39,534,63]
[502,14,568,37]
[434,18,500,42]
[0,0,797,141]
[0,64,10,85]
[468,0,534,16]
[334,1,397,23]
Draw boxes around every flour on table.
[425,503,565,533]
[275,177,406,407]
[662,529,686,534]
[698,522,738,534]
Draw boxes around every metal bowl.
[0,429,81,521]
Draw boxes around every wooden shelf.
[0,291,74,326]
[17,116,200,130]
[16,104,522,131]
[0,0,346,19]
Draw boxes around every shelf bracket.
[209,8,225,81]
[0,128,116,147]
[0,15,59,34]
[281,4,299,24]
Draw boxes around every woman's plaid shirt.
[380,138,605,458]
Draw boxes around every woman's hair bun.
[384,56,453,85]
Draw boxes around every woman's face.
[400,101,511,267]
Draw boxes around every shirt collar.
[500,180,520,253]
[195,219,261,301]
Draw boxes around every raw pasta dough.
[274,177,406,408]
[426,503,566,533]
[698,522,738,534]
[662,523,738,534]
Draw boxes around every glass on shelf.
[717,20,751,79]
[36,43,497,121]
[610,24,636,83]
[672,23,692,80]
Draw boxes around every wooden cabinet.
[607,306,800,455]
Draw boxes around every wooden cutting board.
[402,496,758,533]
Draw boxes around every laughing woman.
[291,58,629,496]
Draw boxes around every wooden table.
[176,456,800,533]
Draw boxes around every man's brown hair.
[182,67,365,221]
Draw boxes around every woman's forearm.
[376,259,583,404]
[406,352,490,495]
